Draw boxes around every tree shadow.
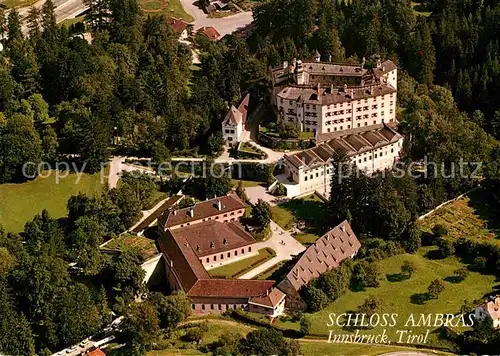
[410,292,431,305]
[424,249,443,260]
[444,276,462,283]
[386,273,407,282]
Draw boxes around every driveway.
[179,0,253,36]
[244,185,282,206]
[238,220,305,279]
[108,156,155,190]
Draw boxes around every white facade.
[275,59,398,136]
[278,90,397,135]
[221,94,250,147]
[475,298,500,328]
[282,125,404,197]
[222,118,243,147]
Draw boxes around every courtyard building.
[272,58,398,136]
[157,194,286,316]
[281,124,404,197]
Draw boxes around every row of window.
[201,246,252,263]
[197,303,242,311]
[224,129,235,134]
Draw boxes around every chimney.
[361,57,366,69]
[328,54,332,62]
[317,82,321,93]
[189,207,194,218]
[330,84,334,93]
[341,224,346,232]
[283,60,288,69]
[217,199,222,211]
[266,289,269,296]
[343,83,348,91]
[223,238,228,245]
[172,209,177,215]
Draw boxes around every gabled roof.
[170,220,255,257]
[278,221,361,292]
[198,26,220,40]
[160,194,246,228]
[187,279,275,298]
[222,94,250,127]
[87,348,106,356]
[167,17,189,33]
[481,297,500,321]
[249,288,286,308]
[284,124,403,169]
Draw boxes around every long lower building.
[281,124,403,197]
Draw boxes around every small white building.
[248,288,286,318]
[475,296,500,328]
[222,94,250,147]
[167,17,190,41]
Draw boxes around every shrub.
[432,224,448,238]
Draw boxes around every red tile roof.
[222,94,250,126]
[87,349,106,356]
[158,228,211,291]
[249,288,286,308]
[199,26,220,40]
[161,194,246,228]
[167,17,189,33]
[187,279,275,298]
[171,220,255,257]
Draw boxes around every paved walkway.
[108,156,155,190]
[179,0,253,36]
[238,220,305,279]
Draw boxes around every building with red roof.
[198,26,221,40]
[157,194,285,316]
[221,93,250,147]
[167,17,190,40]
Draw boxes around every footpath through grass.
[0,170,105,233]
[285,247,496,349]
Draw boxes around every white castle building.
[272,58,398,136]
[270,56,403,198]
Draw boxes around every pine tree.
[26,6,42,39]
[330,26,345,61]
[42,0,57,34]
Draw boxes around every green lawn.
[0,170,105,233]
[146,320,251,356]
[294,232,320,246]
[271,194,327,233]
[140,0,194,22]
[231,179,263,188]
[282,247,496,349]
[209,248,275,278]
[103,234,158,261]
[419,190,500,246]
[255,260,287,280]
[1,0,37,8]
[59,15,85,28]
[299,341,454,356]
